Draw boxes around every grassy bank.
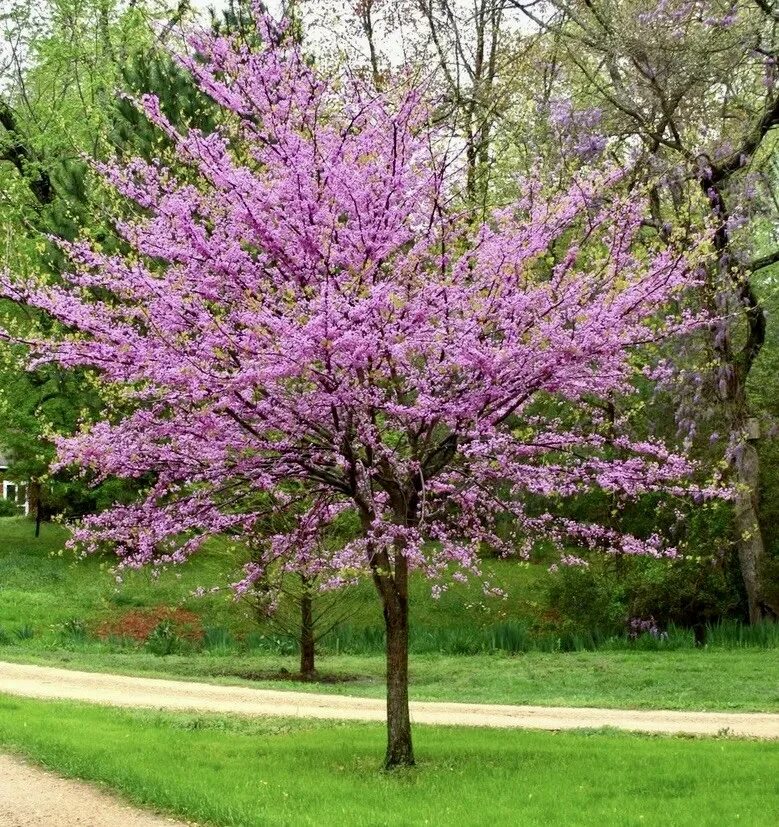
[1,516,778,712]
[1,695,776,826]
[2,517,777,657]
[0,518,546,644]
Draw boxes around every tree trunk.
[363,502,415,768]
[701,175,767,623]
[733,439,765,623]
[383,587,414,768]
[29,479,42,538]
[299,578,316,679]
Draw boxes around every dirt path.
[2,660,778,738]
[0,753,189,827]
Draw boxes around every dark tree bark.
[382,559,413,768]
[299,575,316,679]
[28,479,42,538]
[356,0,383,89]
[0,100,54,205]
[364,503,415,769]
[732,440,765,623]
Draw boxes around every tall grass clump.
[704,619,779,648]
[318,618,779,657]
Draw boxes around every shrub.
[145,621,182,656]
[55,617,88,643]
[544,550,743,641]
[0,500,22,517]
[544,562,626,637]
[627,554,741,634]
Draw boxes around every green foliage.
[545,553,743,638]
[545,565,626,636]
[628,555,742,628]
[0,499,22,517]
[0,1,208,520]
[112,51,219,159]
[144,621,184,656]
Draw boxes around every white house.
[0,452,28,515]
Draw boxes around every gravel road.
[2,660,777,738]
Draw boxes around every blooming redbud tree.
[2,15,718,767]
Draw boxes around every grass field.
[0,695,776,827]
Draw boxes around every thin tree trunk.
[29,479,42,538]
[359,2,382,89]
[383,584,413,768]
[299,577,316,679]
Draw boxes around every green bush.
[145,621,183,656]
[545,563,626,637]
[544,551,743,641]
[0,499,22,517]
[627,554,741,631]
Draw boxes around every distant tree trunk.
[692,622,707,647]
[733,439,765,624]
[702,174,767,623]
[356,0,382,89]
[28,479,42,538]
[299,575,316,679]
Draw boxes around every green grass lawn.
[0,695,776,827]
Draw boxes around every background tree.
[0,0,220,521]
[505,0,779,620]
[244,497,364,679]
